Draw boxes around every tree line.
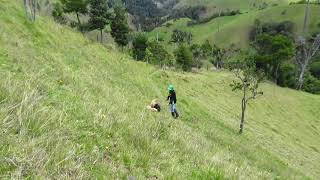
[52,0,129,46]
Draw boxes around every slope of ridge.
[149,4,320,48]
[1,0,320,179]
[175,0,301,10]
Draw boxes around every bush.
[303,74,320,94]
[145,41,172,67]
[190,44,204,69]
[171,29,193,44]
[310,61,320,79]
[132,33,148,61]
[253,33,294,81]
[175,44,193,71]
[277,63,297,88]
[249,20,295,41]
[52,2,66,24]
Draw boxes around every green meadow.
[1,0,320,179]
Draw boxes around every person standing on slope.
[167,85,179,118]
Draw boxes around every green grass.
[149,4,320,48]
[1,0,320,179]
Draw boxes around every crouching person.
[147,99,161,112]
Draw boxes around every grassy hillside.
[1,0,320,179]
[175,0,300,11]
[149,4,320,48]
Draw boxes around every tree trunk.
[156,32,159,42]
[76,12,81,26]
[239,87,247,134]
[297,64,307,90]
[24,0,34,21]
[24,0,29,19]
[239,98,246,134]
[32,0,36,21]
[303,0,310,34]
[100,29,103,43]
[274,63,280,85]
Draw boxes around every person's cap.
[168,85,174,91]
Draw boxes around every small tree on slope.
[88,0,111,43]
[230,54,264,134]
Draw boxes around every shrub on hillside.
[253,33,294,82]
[132,33,148,61]
[310,61,320,79]
[175,44,193,71]
[201,40,214,58]
[250,20,295,41]
[145,41,173,67]
[52,2,67,24]
[278,63,298,88]
[171,29,193,45]
[190,44,204,69]
[303,74,320,94]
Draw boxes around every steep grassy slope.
[1,1,320,179]
[149,4,320,48]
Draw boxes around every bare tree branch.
[310,34,320,57]
[295,34,320,90]
[246,92,263,103]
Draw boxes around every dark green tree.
[132,33,148,61]
[111,6,130,47]
[171,29,193,45]
[52,1,66,23]
[211,45,235,69]
[214,47,226,69]
[310,60,320,79]
[190,44,204,68]
[303,74,320,94]
[145,41,172,67]
[60,0,88,26]
[253,33,294,83]
[175,44,193,71]
[278,63,298,88]
[201,40,214,57]
[88,0,111,43]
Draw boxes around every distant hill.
[149,3,320,48]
